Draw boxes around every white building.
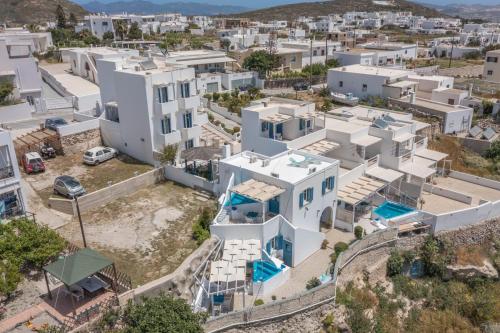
[0,37,46,113]
[96,56,207,165]
[279,40,342,67]
[0,28,53,54]
[212,149,339,269]
[327,65,417,99]
[483,50,500,83]
[0,129,26,219]
[63,47,139,85]
[76,15,115,40]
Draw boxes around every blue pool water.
[224,193,257,206]
[253,260,283,282]
[374,201,415,220]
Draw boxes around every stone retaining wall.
[60,128,102,155]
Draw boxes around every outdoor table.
[77,276,106,293]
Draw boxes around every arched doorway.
[320,206,333,231]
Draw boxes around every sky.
[75,0,500,7]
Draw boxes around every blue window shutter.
[299,192,304,208]
[331,176,335,190]
[299,119,304,130]
[322,181,326,195]
[161,119,165,134]
[309,188,314,202]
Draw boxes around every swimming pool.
[252,260,284,282]
[373,201,415,220]
[224,193,257,207]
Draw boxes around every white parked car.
[83,146,117,165]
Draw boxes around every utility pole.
[325,35,328,65]
[309,37,313,89]
[75,197,87,248]
[448,35,455,68]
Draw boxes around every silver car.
[53,175,86,198]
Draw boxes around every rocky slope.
[0,0,87,25]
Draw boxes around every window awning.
[365,166,404,183]
[43,248,113,286]
[399,162,436,179]
[393,133,415,143]
[415,148,447,162]
[261,113,292,124]
[231,179,285,202]
[338,176,386,206]
[351,135,381,147]
[300,139,340,155]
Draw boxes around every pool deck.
[420,191,473,214]
[432,176,500,204]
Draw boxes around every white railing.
[365,155,379,169]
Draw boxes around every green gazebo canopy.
[43,248,113,286]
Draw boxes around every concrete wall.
[57,119,100,137]
[164,164,217,193]
[0,102,33,124]
[203,98,242,124]
[48,168,164,215]
[448,170,500,190]
[422,183,473,204]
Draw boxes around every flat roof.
[329,64,412,78]
[223,151,336,184]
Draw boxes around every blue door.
[276,123,283,137]
[283,240,292,266]
[268,196,280,215]
[269,124,274,138]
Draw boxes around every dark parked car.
[293,82,310,91]
[44,117,68,131]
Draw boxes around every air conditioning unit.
[262,159,270,167]
[308,167,317,174]
[271,172,279,178]
[249,156,258,163]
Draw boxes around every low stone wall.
[60,127,102,155]
[48,168,164,216]
[437,218,500,247]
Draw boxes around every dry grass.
[455,245,487,266]
[428,135,499,180]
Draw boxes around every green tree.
[485,141,500,160]
[114,20,128,41]
[220,39,231,52]
[122,294,207,332]
[68,13,78,28]
[159,144,178,165]
[0,259,21,298]
[243,50,277,76]
[387,250,404,276]
[55,5,66,29]
[127,22,142,40]
[354,226,364,240]
[160,33,183,53]
[306,277,321,290]
[102,31,115,41]
[334,242,348,256]
[0,82,14,105]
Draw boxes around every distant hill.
[0,0,87,25]
[82,1,249,15]
[418,3,500,23]
[234,0,446,21]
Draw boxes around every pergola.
[43,248,118,315]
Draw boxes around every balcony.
[155,100,178,116]
[178,95,200,110]
[0,165,15,182]
[157,130,181,148]
[181,124,202,141]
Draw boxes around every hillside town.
[0,1,499,332]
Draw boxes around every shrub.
[212,92,220,102]
[203,93,212,101]
[192,207,213,244]
[254,299,264,306]
[321,239,329,249]
[207,112,214,122]
[387,250,404,277]
[221,92,230,101]
[322,313,335,329]
[391,275,428,300]
[306,277,321,290]
[330,252,337,264]
[354,226,364,240]
[159,144,178,165]
[0,82,14,105]
[334,242,348,256]
[232,126,240,133]
[271,295,277,301]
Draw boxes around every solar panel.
[140,59,157,70]
[482,127,496,141]
[373,118,388,129]
[383,114,396,123]
[468,125,482,138]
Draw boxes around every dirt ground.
[57,181,216,286]
[23,153,153,206]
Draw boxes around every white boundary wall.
[57,118,100,136]
[422,183,473,204]
[164,164,217,193]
